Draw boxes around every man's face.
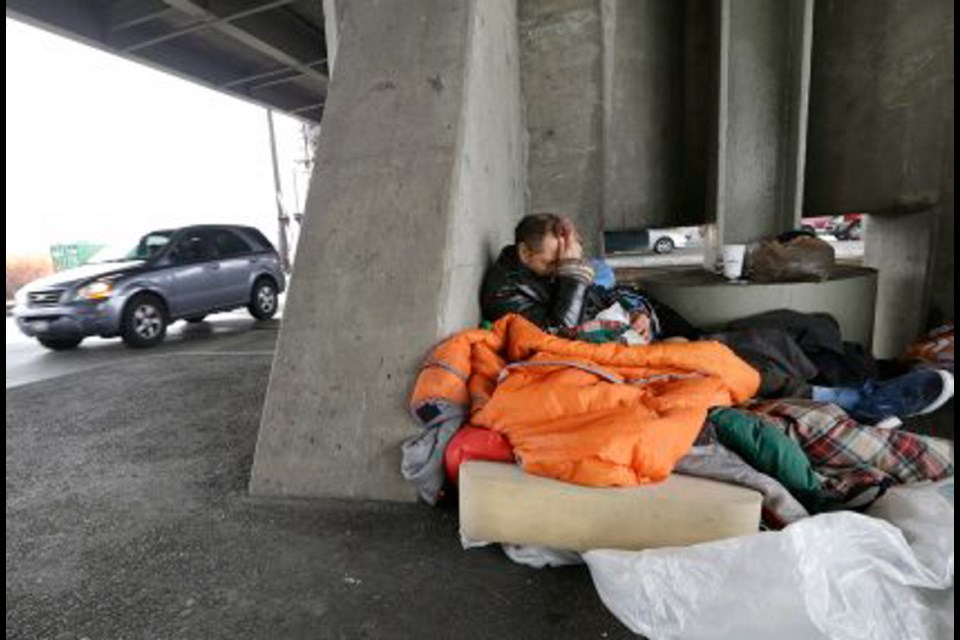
[519,233,560,277]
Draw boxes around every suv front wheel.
[248,278,278,320]
[121,293,168,348]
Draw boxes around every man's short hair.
[515,213,561,251]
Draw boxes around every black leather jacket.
[480,246,601,329]
[480,245,700,338]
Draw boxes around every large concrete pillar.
[250,0,525,501]
[711,0,814,247]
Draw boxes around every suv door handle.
[208,263,221,270]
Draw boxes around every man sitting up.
[481,213,696,341]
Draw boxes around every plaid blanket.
[749,398,954,505]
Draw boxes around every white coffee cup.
[721,244,747,280]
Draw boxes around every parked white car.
[604,226,705,255]
[648,226,704,254]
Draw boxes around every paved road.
[6,308,280,389]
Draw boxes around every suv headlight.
[77,280,115,300]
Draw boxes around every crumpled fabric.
[674,443,809,528]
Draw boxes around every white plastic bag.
[867,477,954,578]
[501,544,582,569]
[462,533,582,569]
[584,487,954,640]
[867,478,954,640]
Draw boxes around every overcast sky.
[5,18,310,255]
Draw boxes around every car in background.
[800,216,835,234]
[832,213,864,240]
[649,226,704,254]
[12,224,285,350]
[604,226,704,255]
[801,213,864,240]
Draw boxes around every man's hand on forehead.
[556,217,576,240]
[556,219,584,261]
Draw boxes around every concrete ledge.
[624,265,878,347]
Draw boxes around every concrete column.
[250,0,525,501]
[712,0,814,247]
[600,0,685,233]
[519,0,604,252]
[679,0,718,228]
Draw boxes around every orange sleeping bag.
[411,314,759,487]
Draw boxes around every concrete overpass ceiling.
[5,0,328,123]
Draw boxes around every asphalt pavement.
[6,310,279,389]
[6,309,630,640]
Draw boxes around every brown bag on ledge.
[749,235,835,283]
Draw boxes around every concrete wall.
[521,0,710,241]
[805,0,953,215]
[440,1,526,335]
[519,0,604,251]
[806,0,954,339]
[251,0,525,501]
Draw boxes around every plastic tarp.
[583,478,954,640]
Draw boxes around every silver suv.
[13,225,286,350]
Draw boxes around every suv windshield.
[87,231,174,263]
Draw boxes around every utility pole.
[266,109,291,272]
[291,122,316,226]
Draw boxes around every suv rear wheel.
[121,293,168,348]
[248,278,278,320]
